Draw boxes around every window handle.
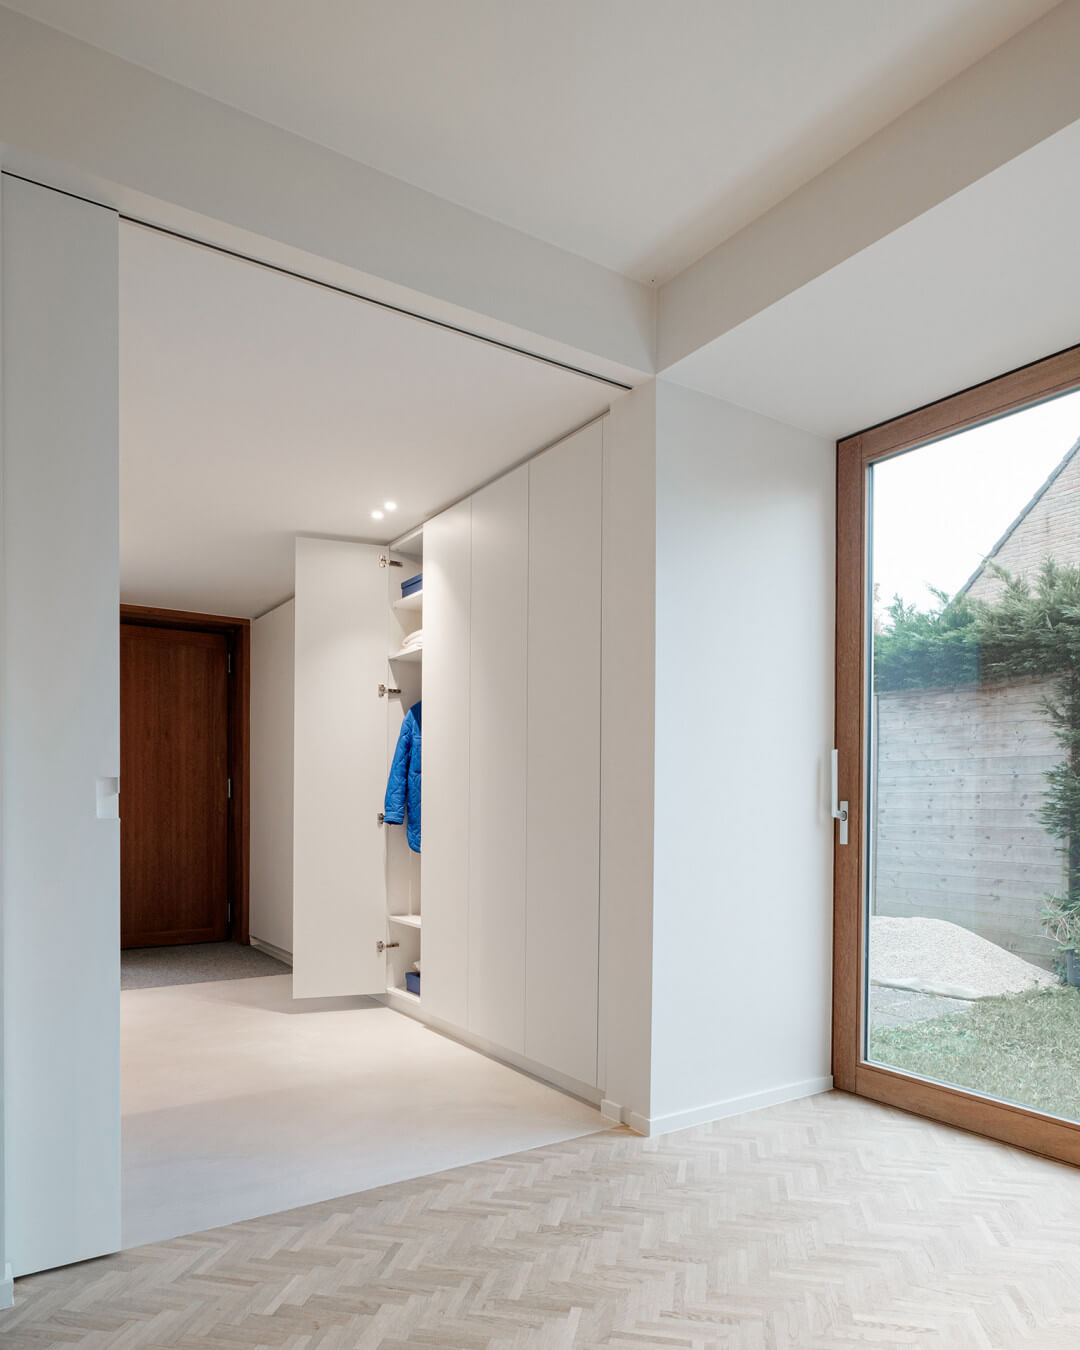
[831,749,849,846]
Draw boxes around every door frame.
[120,604,250,944]
[834,341,1080,1165]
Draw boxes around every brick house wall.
[966,438,1080,601]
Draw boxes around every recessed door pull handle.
[831,749,849,846]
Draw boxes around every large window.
[835,347,1080,1165]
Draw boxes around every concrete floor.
[122,973,606,1249]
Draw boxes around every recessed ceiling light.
[371,510,384,521]
[384,501,398,512]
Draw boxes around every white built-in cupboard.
[278,419,604,1092]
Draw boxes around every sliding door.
[1,175,121,1275]
[835,345,1080,1163]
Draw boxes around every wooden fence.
[871,676,1066,969]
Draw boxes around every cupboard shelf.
[393,591,422,613]
[389,645,422,663]
[388,913,421,928]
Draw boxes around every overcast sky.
[871,386,1080,618]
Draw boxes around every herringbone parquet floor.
[6,1091,1080,1349]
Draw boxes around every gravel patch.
[869,915,1058,1001]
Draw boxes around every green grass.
[869,985,1080,1121]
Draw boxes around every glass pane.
[866,387,1080,1120]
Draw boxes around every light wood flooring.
[8,1090,1080,1349]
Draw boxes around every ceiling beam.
[0,4,654,385]
[658,0,1080,372]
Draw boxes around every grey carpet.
[121,942,290,991]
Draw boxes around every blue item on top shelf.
[401,572,422,598]
[405,971,421,996]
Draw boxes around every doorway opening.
[118,218,615,1248]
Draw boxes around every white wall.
[250,599,295,957]
[1,174,121,1279]
[598,387,657,1125]
[648,381,834,1132]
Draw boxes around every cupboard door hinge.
[378,683,402,698]
[378,554,403,569]
[376,940,400,953]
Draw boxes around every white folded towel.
[400,628,423,650]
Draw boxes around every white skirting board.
[1,1263,14,1310]
[602,1076,834,1137]
[378,989,604,1111]
[250,936,294,967]
[600,1098,625,1125]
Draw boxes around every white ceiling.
[663,117,1080,441]
[4,0,1059,284]
[119,222,615,618]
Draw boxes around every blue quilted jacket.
[384,701,421,852]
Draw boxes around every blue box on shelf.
[405,971,421,996]
[401,572,423,599]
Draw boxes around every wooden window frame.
[834,342,1080,1165]
[120,604,250,945]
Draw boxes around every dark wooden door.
[121,623,230,947]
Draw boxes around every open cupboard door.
[292,537,392,997]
